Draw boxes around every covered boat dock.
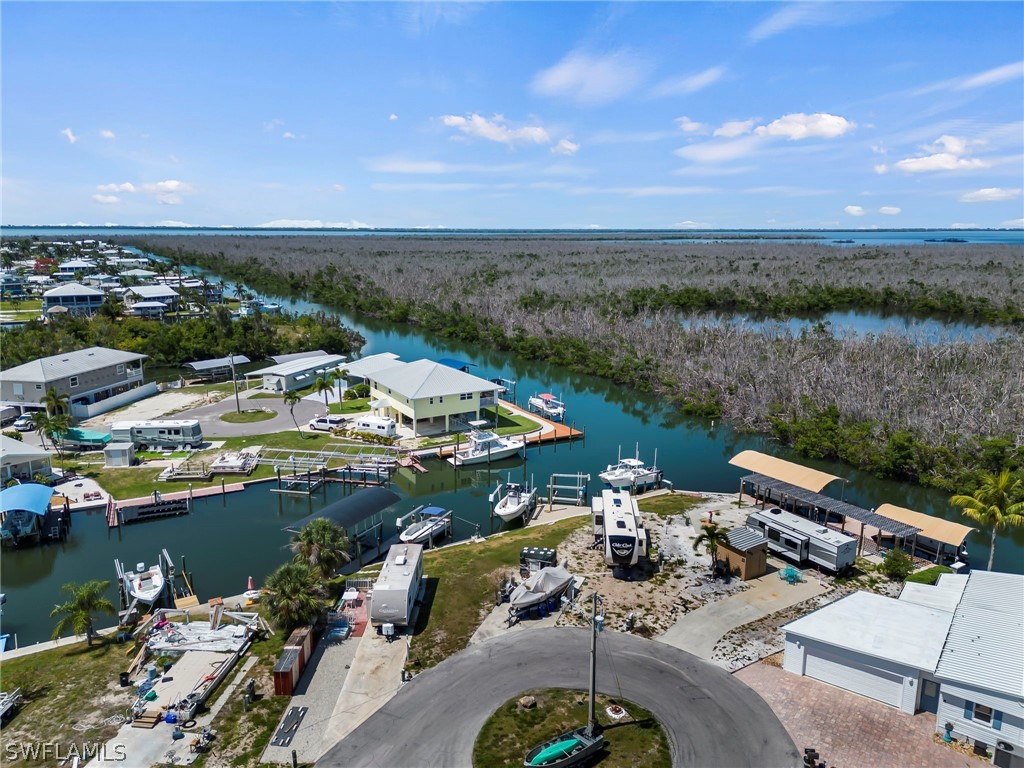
[0,483,70,547]
[284,487,400,565]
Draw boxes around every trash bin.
[146,664,158,681]
[119,672,131,687]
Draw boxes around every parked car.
[308,415,348,432]
[12,414,35,432]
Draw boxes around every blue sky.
[2,2,1022,229]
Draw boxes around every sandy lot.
[82,390,225,428]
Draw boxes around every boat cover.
[509,565,573,609]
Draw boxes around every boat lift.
[489,475,539,521]
[394,504,455,548]
[545,473,590,510]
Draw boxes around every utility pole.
[230,354,241,414]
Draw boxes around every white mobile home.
[746,507,857,573]
[110,419,204,450]
[369,543,424,627]
[591,489,647,568]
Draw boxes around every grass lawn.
[220,409,277,424]
[328,397,372,415]
[482,405,539,436]
[408,518,583,670]
[474,689,670,768]
[905,565,953,585]
[63,460,278,501]
[636,493,702,518]
[0,297,43,313]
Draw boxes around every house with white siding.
[42,282,105,315]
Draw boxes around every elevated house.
[0,346,155,419]
[127,284,181,311]
[54,258,96,280]
[42,282,105,316]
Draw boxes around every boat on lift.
[447,430,526,466]
[399,506,450,544]
[599,445,663,490]
[528,393,565,421]
[493,478,538,522]
[122,561,166,605]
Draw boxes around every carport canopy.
[0,483,54,516]
[729,450,843,493]
[874,503,975,547]
[284,487,400,533]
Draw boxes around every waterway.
[2,232,1022,647]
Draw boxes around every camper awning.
[874,504,975,547]
[729,450,843,493]
[284,487,400,533]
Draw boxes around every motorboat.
[528,393,565,420]
[447,430,525,467]
[123,562,166,605]
[598,446,663,490]
[399,506,449,544]
[493,480,538,522]
[508,565,574,610]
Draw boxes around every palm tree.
[290,518,351,580]
[46,413,71,470]
[42,387,69,416]
[31,411,51,448]
[951,470,1024,571]
[693,522,731,575]
[264,562,327,632]
[284,390,304,438]
[50,580,116,646]
[315,375,333,409]
[332,367,349,402]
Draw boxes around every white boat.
[123,562,165,605]
[528,393,565,420]
[493,481,538,522]
[399,506,449,544]
[598,446,663,490]
[447,430,525,466]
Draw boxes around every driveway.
[173,391,326,438]
[736,662,976,768]
[316,627,799,768]
[657,565,827,661]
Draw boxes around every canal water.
[2,235,1022,647]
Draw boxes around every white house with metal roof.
[0,434,52,482]
[245,354,346,393]
[341,352,401,385]
[0,346,155,418]
[128,284,180,310]
[42,282,105,315]
[367,359,500,436]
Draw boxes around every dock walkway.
[428,400,583,459]
[118,482,247,508]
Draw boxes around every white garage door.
[804,646,904,707]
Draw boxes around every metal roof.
[284,487,400,532]
[0,346,148,384]
[874,503,975,547]
[742,473,921,538]
[0,434,51,463]
[935,571,1024,697]
[185,354,250,372]
[247,354,346,378]
[120,268,158,277]
[724,526,768,552]
[130,285,180,299]
[266,350,328,365]
[131,301,168,309]
[899,574,968,613]
[0,483,54,517]
[370,359,499,400]
[342,353,402,379]
[43,282,103,297]
[730,450,843,493]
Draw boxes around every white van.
[354,416,397,438]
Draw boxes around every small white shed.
[104,442,136,468]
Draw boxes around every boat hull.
[399,520,447,544]
[524,727,604,768]
[447,443,524,466]
[494,498,530,522]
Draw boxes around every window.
[784,538,799,549]
[460,392,472,401]
[974,704,993,724]
[767,529,781,542]
[429,397,434,405]
[439,396,443,403]
[117,364,125,374]
[13,383,23,396]
[69,376,80,388]
[35,384,43,390]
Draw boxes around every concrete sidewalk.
[657,565,827,662]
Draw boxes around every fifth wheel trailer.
[746,507,856,572]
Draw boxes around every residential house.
[245,354,347,393]
[0,434,52,482]
[128,284,180,311]
[55,258,97,280]
[42,282,105,316]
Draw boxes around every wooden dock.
[431,400,584,459]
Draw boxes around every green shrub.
[905,565,953,585]
[2,430,23,441]
[879,549,914,580]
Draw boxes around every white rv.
[369,543,424,627]
[110,419,204,450]
[746,507,857,573]
[354,416,397,438]
[591,489,647,568]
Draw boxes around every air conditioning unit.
[996,741,1013,752]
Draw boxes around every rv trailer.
[745,507,856,573]
[591,489,647,568]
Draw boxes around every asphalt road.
[175,392,328,438]
[316,627,800,768]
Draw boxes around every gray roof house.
[128,285,180,309]
[0,346,157,419]
[42,282,105,316]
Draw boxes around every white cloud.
[141,179,196,205]
[1000,218,1024,228]
[531,49,649,106]
[714,119,757,138]
[749,3,888,42]
[440,114,550,146]
[893,135,989,174]
[879,206,901,215]
[675,117,705,134]
[672,220,711,229]
[99,129,115,140]
[874,164,889,175]
[282,131,296,140]
[960,187,1021,203]
[951,222,978,229]
[367,158,524,174]
[652,66,726,97]
[551,139,580,156]
[844,205,866,216]
[258,219,371,229]
[754,112,855,140]
[332,183,347,193]
[674,135,762,164]
[61,128,78,144]
[91,194,120,205]
[957,60,1024,90]
[264,118,284,132]
[389,113,398,121]
[97,182,136,193]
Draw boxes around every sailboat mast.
[588,591,598,736]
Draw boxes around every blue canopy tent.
[0,483,54,546]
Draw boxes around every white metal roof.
[58,259,96,269]
[131,301,168,309]
[0,434,51,464]
[43,282,103,298]
[120,268,158,277]
[370,358,499,400]
[898,574,968,613]
[0,347,147,384]
[342,352,401,378]
[266,350,328,365]
[934,571,1024,697]
[130,285,180,299]
[247,354,346,378]
[783,590,954,671]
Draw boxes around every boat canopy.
[284,487,400,533]
[538,393,557,400]
[874,503,975,547]
[420,506,446,517]
[729,450,843,493]
[436,358,476,371]
[0,483,54,516]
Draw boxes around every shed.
[719,527,768,580]
[104,442,136,468]
[272,647,301,696]
[285,626,314,669]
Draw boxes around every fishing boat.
[528,393,565,421]
[523,593,606,767]
[447,430,525,466]
[399,506,449,544]
[599,445,663,490]
[508,565,574,611]
[493,479,538,522]
[122,561,166,605]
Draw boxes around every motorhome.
[369,543,424,627]
[591,489,647,568]
[110,419,204,450]
[354,416,397,438]
[746,507,857,573]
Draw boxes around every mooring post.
[221,478,226,495]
